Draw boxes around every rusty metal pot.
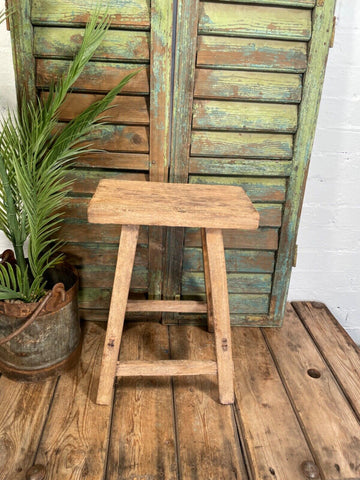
[0,262,81,381]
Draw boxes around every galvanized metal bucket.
[0,263,81,381]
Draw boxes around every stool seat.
[88,179,259,229]
[88,180,259,406]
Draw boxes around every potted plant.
[0,10,138,380]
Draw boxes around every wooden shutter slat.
[197,36,307,72]
[34,27,150,61]
[190,176,286,202]
[74,153,149,171]
[214,0,315,6]
[36,60,149,94]
[199,3,312,40]
[189,158,292,177]
[193,100,297,133]
[191,132,293,159]
[183,273,272,294]
[194,70,302,103]
[31,0,150,28]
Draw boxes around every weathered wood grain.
[293,301,360,421]
[34,27,150,61]
[190,176,286,202]
[0,378,56,480]
[96,224,140,405]
[199,3,312,40]
[193,100,297,133]
[62,243,148,268]
[232,327,316,480]
[195,69,302,103]
[191,132,293,158]
[46,93,149,125]
[264,304,360,479]
[163,0,200,311]
[183,248,275,273]
[74,152,149,170]
[218,0,315,6]
[31,0,150,28]
[36,60,149,94]
[189,157,292,177]
[66,171,148,195]
[126,299,208,313]
[79,289,269,313]
[88,180,259,230]
[197,36,307,72]
[78,264,148,290]
[34,323,112,480]
[185,227,279,250]
[182,272,272,294]
[59,222,148,245]
[170,326,248,478]
[148,0,174,300]
[70,125,149,153]
[8,0,36,106]
[256,204,283,227]
[108,323,177,480]
[270,0,337,324]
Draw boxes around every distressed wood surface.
[69,125,149,153]
[232,327,315,479]
[62,243,148,268]
[31,0,150,28]
[190,176,286,203]
[183,248,275,273]
[185,227,279,250]
[193,100,297,133]
[270,0,337,324]
[107,323,177,480]
[96,224,140,405]
[36,60,149,94]
[34,323,112,480]
[197,36,307,72]
[78,288,269,314]
[116,359,217,376]
[217,0,315,5]
[182,272,272,294]
[199,3,312,40]
[8,0,36,106]
[126,299,208,313]
[148,0,174,300]
[170,326,248,478]
[264,304,360,480]
[58,222,147,245]
[66,171,148,195]
[88,180,259,230]
[293,301,360,420]
[189,157,292,177]
[163,0,200,313]
[34,27,150,61]
[191,132,293,158]
[48,93,149,125]
[79,265,148,290]
[74,152,149,170]
[195,69,302,103]
[0,378,57,480]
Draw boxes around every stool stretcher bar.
[126,300,208,313]
[116,360,218,377]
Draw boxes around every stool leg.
[201,228,214,333]
[204,228,234,405]
[96,224,140,405]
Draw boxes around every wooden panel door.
[164,0,336,326]
[8,0,336,326]
[9,0,173,321]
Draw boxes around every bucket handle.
[0,283,65,346]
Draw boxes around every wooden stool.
[88,180,259,405]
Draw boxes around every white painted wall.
[288,1,360,343]
[0,1,359,340]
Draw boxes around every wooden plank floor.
[1,301,360,480]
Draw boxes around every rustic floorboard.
[0,302,359,480]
